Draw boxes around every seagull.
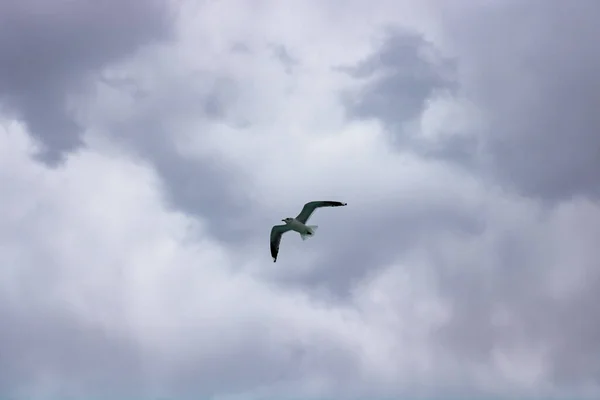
[270,200,347,262]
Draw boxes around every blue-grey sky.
[1,0,599,399]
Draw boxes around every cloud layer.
[1,0,599,399]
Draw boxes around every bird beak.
[281,219,286,222]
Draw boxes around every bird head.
[282,218,293,224]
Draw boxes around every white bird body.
[270,200,347,262]
[283,218,315,236]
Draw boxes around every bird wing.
[295,200,347,224]
[270,224,293,262]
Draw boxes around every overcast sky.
[1,0,600,399]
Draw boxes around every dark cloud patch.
[17,89,84,165]
[341,29,455,138]
[344,0,600,200]
[439,0,600,201]
[143,137,253,243]
[99,74,256,242]
[0,0,174,164]
[230,42,252,54]
[270,44,299,74]
[340,29,471,170]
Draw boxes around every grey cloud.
[4,0,600,398]
[340,0,600,391]
[340,29,458,154]
[230,42,252,54]
[426,0,600,388]
[99,73,258,242]
[270,44,299,74]
[153,332,363,400]
[0,298,145,399]
[439,0,600,200]
[0,0,174,163]
[344,1,600,196]
[433,209,600,389]
[141,138,252,243]
[0,0,252,241]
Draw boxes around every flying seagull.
[270,200,347,262]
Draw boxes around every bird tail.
[301,225,318,241]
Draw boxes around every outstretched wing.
[270,224,293,262]
[295,200,347,224]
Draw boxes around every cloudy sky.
[1,0,599,399]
